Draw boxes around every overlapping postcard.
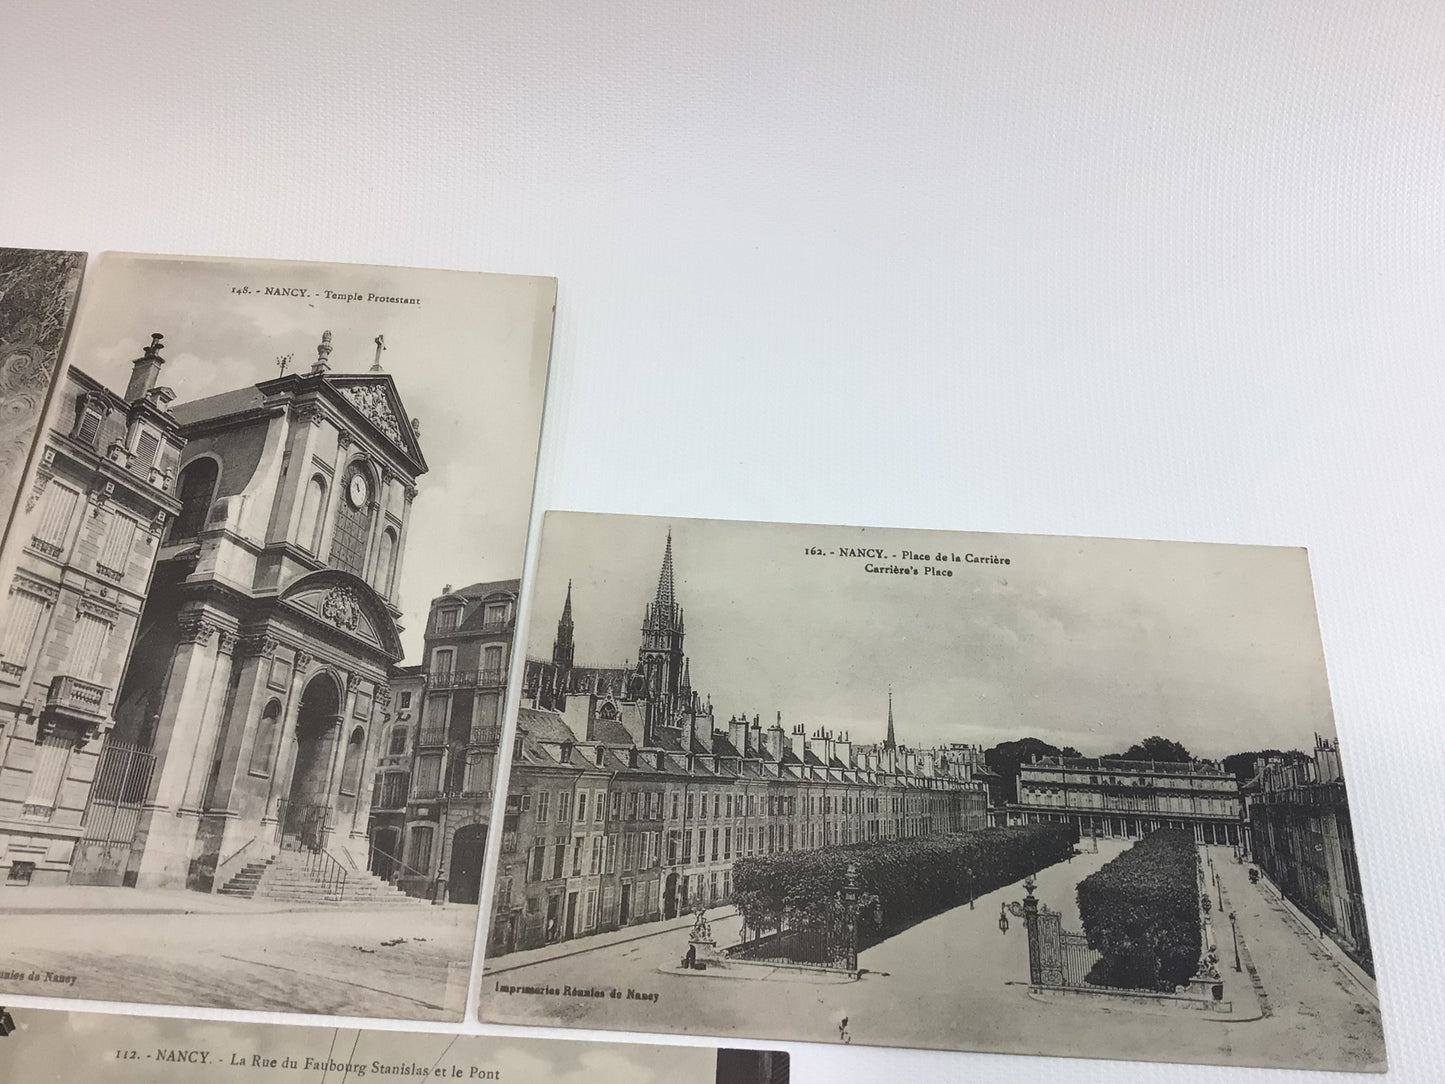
[0,1004,788,1083]
[475,511,1384,1072]
[0,253,554,1021]
[0,248,86,551]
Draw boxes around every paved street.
[481,841,1385,1071]
[0,894,478,1020]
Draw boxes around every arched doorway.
[449,823,487,904]
[663,872,679,919]
[283,673,343,850]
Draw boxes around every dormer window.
[483,600,511,628]
[132,428,160,472]
[434,607,461,633]
[73,394,108,448]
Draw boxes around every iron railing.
[303,847,348,901]
[427,667,508,691]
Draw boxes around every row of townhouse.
[486,703,988,956]
[1245,735,1372,973]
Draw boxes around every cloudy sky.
[529,512,1336,760]
[63,253,554,661]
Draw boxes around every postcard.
[0,1004,788,1083]
[0,248,86,548]
[0,253,554,1020]
[475,511,1383,1071]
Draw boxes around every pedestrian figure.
[682,943,697,969]
[838,1016,851,1044]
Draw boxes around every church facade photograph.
[0,253,554,1020]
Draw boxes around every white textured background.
[3,1,1443,1081]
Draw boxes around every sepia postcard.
[476,511,1383,1072]
[0,1004,789,1083]
[0,248,86,552]
[0,252,554,1020]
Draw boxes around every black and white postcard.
[476,511,1383,1072]
[0,253,554,1020]
[0,1003,788,1083]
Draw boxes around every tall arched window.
[297,474,327,554]
[330,462,373,576]
[340,726,366,796]
[376,527,398,596]
[249,699,283,776]
[170,458,218,541]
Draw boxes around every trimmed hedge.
[732,823,1077,950]
[1076,829,1201,991]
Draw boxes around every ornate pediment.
[337,382,407,451]
[280,570,403,660]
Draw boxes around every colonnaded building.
[1012,754,1243,846]
[484,533,990,956]
[0,329,429,900]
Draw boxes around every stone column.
[266,650,315,824]
[317,676,359,849]
[281,404,321,543]
[315,431,352,562]
[348,682,388,839]
[180,628,238,812]
[131,615,221,889]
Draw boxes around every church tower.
[885,686,897,749]
[638,529,686,704]
[552,580,575,670]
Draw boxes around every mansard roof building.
[487,533,988,956]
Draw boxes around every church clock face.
[347,472,369,508]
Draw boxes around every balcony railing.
[470,724,503,746]
[47,674,109,718]
[427,667,508,690]
[417,725,448,747]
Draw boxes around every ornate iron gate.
[71,740,155,885]
[1008,875,1102,989]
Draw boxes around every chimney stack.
[125,333,167,402]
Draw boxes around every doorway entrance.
[449,823,487,904]
[283,673,342,850]
[663,872,679,919]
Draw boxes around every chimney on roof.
[125,333,167,402]
[729,715,748,757]
[763,717,784,760]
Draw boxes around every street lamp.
[1216,869,1223,912]
[1229,911,1241,972]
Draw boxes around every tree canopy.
[984,738,1071,804]
[1103,735,1192,763]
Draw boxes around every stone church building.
[97,330,428,891]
